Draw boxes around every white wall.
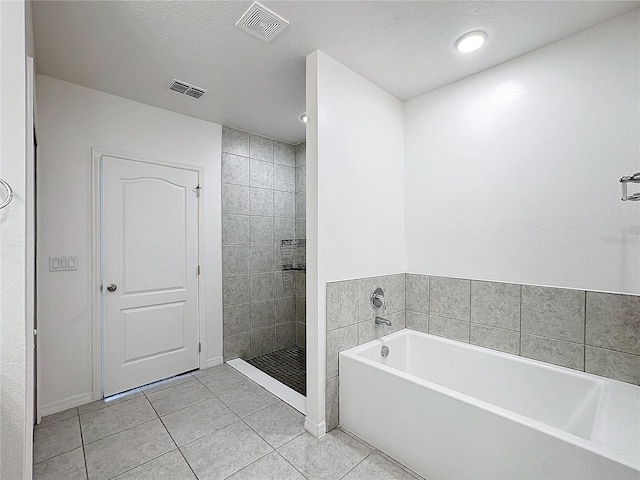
[306,51,405,433]
[36,75,223,414]
[405,10,640,295]
[0,1,33,477]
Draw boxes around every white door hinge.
[197,265,201,275]
[193,185,201,198]
[198,343,202,353]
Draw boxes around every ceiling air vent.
[185,87,207,99]
[236,2,289,43]
[169,79,209,99]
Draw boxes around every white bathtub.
[339,329,640,479]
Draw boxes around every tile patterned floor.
[247,346,306,395]
[33,365,423,480]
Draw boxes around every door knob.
[106,284,117,292]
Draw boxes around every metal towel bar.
[0,178,13,209]
[620,172,640,201]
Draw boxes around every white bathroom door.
[102,155,200,396]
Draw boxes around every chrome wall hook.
[620,172,640,201]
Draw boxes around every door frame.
[90,147,207,401]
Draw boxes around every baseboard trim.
[304,418,327,439]
[206,356,223,369]
[39,393,94,418]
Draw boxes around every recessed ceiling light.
[300,113,308,123]
[455,31,486,53]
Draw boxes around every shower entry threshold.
[227,352,306,415]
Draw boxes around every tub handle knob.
[371,287,386,309]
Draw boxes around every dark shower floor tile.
[247,345,306,396]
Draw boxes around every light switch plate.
[49,256,78,272]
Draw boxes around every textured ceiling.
[32,1,639,144]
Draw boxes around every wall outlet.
[49,256,78,272]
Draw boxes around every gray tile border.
[586,292,640,355]
[358,274,405,321]
[357,311,405,345]
[326,324,358,379]
[406,274,429,314]
[326,376,339,431]
[326,280,359,331]
[585,346,640,384]
[428,314,470,343]
[521,285,585,343]
[470,323,520,355]
[471,280,521,331]
[406,311,429,334]
[429,276,470,321]
[520,333,584,371]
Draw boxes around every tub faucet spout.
[375,316,392,326]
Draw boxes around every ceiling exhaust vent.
[236,2,289,43]
[169,79,209,99]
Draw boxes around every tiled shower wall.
[325,274,407,430]
[325,273,640,431]
[294,143,306,348]
[221,126,298,360]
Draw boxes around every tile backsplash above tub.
[404,274,640,386]
[325,272,639,433]
[325,273,406,430]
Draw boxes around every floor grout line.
[81,417,159,448]
[77,414,90,480]
[336,450,373,480]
